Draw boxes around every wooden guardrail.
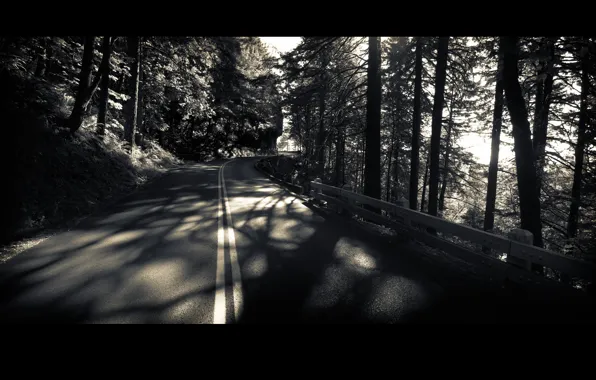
[277,150,301,156]
[310,179,594,284]
[255,157,303,195]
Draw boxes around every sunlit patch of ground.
[243,253,269,279]
[363,275,432,322]
[88,257,212,323]
[305,264,352,310]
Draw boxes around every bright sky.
[259,37,301,56]
[259,36,496,165]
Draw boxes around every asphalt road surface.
[0,157,593,323]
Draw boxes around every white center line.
[213,163,226,324]
[221,160,244,321]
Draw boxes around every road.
[0,157,593,323]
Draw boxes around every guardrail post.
[310,178,322,203]
[339,184,353,216]
[559,244,574,285]
[397,197,408,208]
[396,197,410,226]
[507,228,533,271]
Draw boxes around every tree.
[483,41,505,234]
[1,35,297,243]
[567,37,590,240]
[380,37,413,203]
[427,36,449,217]
[68,36,95,133]
[438,94,454,213]
[420,149,430,212]
[533,37,557,202]
[501,36,544,254]
[282,37,366,187]
[364,37,382,201]
[315,49,330,177]
[409,37,423,210]
[124,36,140,151]
[96,36,112,136]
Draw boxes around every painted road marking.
[213,163,226,324]
[222,160,244,322]
[213,160,244,324]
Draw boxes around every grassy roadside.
[1,120,184,264]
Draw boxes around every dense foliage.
[0,36,282,242]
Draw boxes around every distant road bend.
[0,157,593,323]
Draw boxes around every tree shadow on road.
[0,162,225,324]
[221,182,447,324]
[1,159,593,324]
[226,179,595,324]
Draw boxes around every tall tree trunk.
[364,36,382,201]
[354,137,361,190]
[385,150,392,202]
[360,136,366,192]
[81,54,107,114]
[420,153,430,213]
[116,68,125,93]
[438,96,454,214]
[334,128,344,186]
[315,54,329,177]
[326,129,333,178]
[340,133,345,185]
[532,51,545,141]
[567,38,589,240]
[484,43,505,235]
[501,36,544,259]
[138,40,146,147]
[533,37,556,202]
[96,36,112,136]
[392,142,400,201]
[68,36,95,133]
[427,36,449,217]
[305,103,312,176]
[386,115,397,202]
[409,37,423,210]
[532,40,545,200]
[124,36,140,152]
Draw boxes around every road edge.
[253,158,305,196]
[0,161,194,263]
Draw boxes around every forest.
[278,37,595,271]
[0,36,283,245]
[1,36,595,272]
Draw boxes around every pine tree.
[427,37,449,217]
[409,37,423,210]
[364,37,382,201]
[96,36,112,136]
[501,36,545,254]
[483,40,504,235]
[124,36,140,151]
[68,36,95,133]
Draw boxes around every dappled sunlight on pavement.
[222,158,447,323]
[0,161,224,324]
[1,158,592,324]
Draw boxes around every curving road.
[0,157,593,323]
